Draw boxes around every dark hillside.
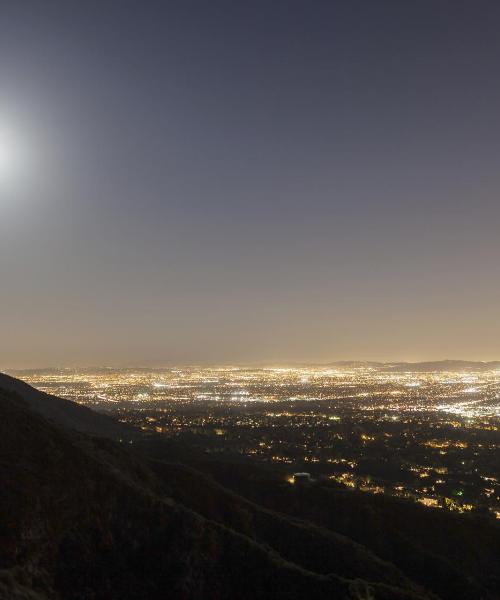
[0,387,430,600]
[179,457,500,600]
[148,461,430,595]
[0,372,131,438]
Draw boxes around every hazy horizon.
[5,356,500,372]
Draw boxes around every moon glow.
[0,130,19,182]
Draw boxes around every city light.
[13,364,500,519]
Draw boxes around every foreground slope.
[0,387,430,600]
[0,373,130,438]
[176,457,500,600]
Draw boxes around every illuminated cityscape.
[3,1,500,597]
[13,363,500,520]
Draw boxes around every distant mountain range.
[7,360,500,375]
[326,360,500,372]
[1,373,499,599]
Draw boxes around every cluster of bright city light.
[10,364,499,519]
[12,365,500,418]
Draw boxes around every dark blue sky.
[1,1,500,367]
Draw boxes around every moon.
[0,139,12,178]
[0,128,23,183]
[0,136,15,179]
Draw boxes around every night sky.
[1,1,500,367]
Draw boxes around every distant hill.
[381,360,500,372]
[0,372,132,438]
[326,360,500,372]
